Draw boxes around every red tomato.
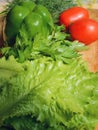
[59,6,89,28]
[69,19,98,45]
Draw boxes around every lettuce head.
[0,56,98,130]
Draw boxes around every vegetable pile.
[0,0,98,130]
[4,0,77,23]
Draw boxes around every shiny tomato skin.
[69,19,98,45]
[59,7,89,28]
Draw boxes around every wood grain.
[80,4,98,73]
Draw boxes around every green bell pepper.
[34,5,54,28]
[22,12,45,38]
[5,5,30,45]
[34,4,54,36]
[5,1,36,45]
[5,1,54,46]
[21,4,55,39]
[19,1,36,12]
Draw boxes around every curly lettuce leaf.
[0,56,98,130]
[4,116,67,130]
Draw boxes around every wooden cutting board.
[80,5,98,73]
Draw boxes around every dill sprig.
[32,0,77,22]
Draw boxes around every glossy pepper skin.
[5,1,54,46]
[5,1,36,45]
[19,1,36,12]
[34,5,54,28]
[34,4,54,37]
[5,5,30,45]
[22,12,45,38]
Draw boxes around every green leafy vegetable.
[0,56,98,130]
[2,25,85,63]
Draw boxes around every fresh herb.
[2,25,86,63]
